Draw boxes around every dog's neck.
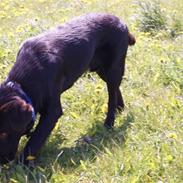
[5,81,36,122]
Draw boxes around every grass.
[137,1,167,33]
[0,0,183,182]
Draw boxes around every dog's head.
[0,85,34,163]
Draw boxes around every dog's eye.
[0,133,8,140]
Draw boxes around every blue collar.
[6,81,36,121]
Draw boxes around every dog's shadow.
[39,112,135,171]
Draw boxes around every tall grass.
[136,0,183,37]
[137,1,167,33]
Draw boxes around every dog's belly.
[60,64,89,93]
[58,44,96,92]
[61,78,77,92]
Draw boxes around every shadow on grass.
[39,112,135,172]
[0,112,134,183]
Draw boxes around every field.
[0,0,183,182]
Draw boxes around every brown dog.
[0,13,135,164]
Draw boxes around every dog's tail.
[128,32,136,46]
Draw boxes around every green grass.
[0,0,183,182]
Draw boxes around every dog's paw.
[104,122,113,129]
[116,105,125,113]
[17,154,36,168]
[26,159,35,169]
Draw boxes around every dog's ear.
[0,96,34,132]
[12,96,34,132]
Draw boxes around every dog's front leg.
[20,99,63,164]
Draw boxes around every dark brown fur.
[0,13,135,164]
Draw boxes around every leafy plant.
[170,17,183,37]
[137,1,167,33]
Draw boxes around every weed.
[137,0,167,33]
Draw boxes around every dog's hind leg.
[95,42,128,127]
[96,62,124,128]
[116,88,125,112]
[97,68,125,112]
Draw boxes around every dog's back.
[8,13,134,111]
